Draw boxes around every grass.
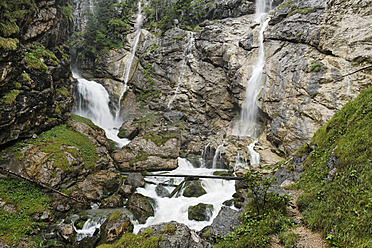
[294,86,372,247]
[22,43,59,72]
[0,177,50,244]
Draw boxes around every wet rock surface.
[126,193,155,224]
[99,211,133,243]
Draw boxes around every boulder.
[155,185,170,197]
[126,193,155,224]
[99,210,133,243]
[124,173,145,188]
[183,181,207,198]
[139,221,212,248]
[188,203,214,221]
[100,194,124,209]
[74,216,88,230]
[118,184,136,198]
[58,223,76,243]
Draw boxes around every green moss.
[143,133,178,147]
[60,3,73,22]
[56,86,70,98]
[287,7,314,17]
[0,37,18,50]
[0,177,50,244]
[109,211,121,222]
[204,229,211,238]
[22,43,59,72]
[129,153,150,166]
[294,86,372,247]
[14,82,21,89]
[71,113,101,131]
[21,73,32,84]
[163,224,177,234]
[2,89,19,104]
[305,60,322,73]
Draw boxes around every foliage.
[294,86,372,247]
[305,60,322,73]
[279,232,298,248]
[216,171,293,247]
[0,177,50,243]
[70,0,136,66]
[143,0,207,34]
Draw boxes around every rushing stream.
[133,158,236,233]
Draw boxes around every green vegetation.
[60,3,73,22]
[3,121,100,172]
[97,231,162,248]
[0,0,36,37]
[305,60,322,73]
[129,152,150,166]
[71,113,101,131]
[216,170,293,248]
[1,89,19,104]
[22,43,59,72]
[0,177,50,244]
[144,0,208,34]
[163,223,177,234]
[279,232,298,248]
[70,0,136,66]
[143,132,178,146]
[294,86,372,247]
[287,7,314,17]
[0,37,18,50]
[21,73,32,84]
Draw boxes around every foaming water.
[133,158,236,233]
[73,72,129,147]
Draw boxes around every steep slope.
[0,0,74,146]
[294,86,371,247]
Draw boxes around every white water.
[73,72,129,147]
[248,140,260,165]
[88,0,94,12]
[116,1,143,120]
[233,0,270,138]
[133,158,236,233]
[73,215,106,241]
[167,32,194,110]
[212,144,224,169]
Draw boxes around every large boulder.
[99,211,133,243]
[139,221,212,248]
[188,203,214,221]
[126,193,155,224]
[183,181,207,198]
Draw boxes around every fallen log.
[120,173,243,181]
[0,167,82,203]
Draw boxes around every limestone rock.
[99,211,133,243]
[58,223,76,243]
[124,173,145,188]
[201,206,242,237]
[126,193,155,224]
[188,203,214,221]
[139,221,212,248]
[183,181,207,198]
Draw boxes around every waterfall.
[248,140,260,165]
[200,143,210,168]
[212,144,224,169]
[88,0,94,13]
[73,72,129,148]
[167,32,194,110]
[233,0,270,138]
[116,0,143,120]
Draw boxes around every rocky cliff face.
[0,0,74,146]
[75,0,371,167]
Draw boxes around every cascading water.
[233,0,270,138]
[73,72,129,147]
[248,140,260,165]
[116,0,143,120]
[167,32,194,110]
[133,158,236,233]
[212,144,224,169]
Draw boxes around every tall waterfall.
[234,0,270,138]
[116,0,143,120]
[167,32,194,110]
[73,73,129,148]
